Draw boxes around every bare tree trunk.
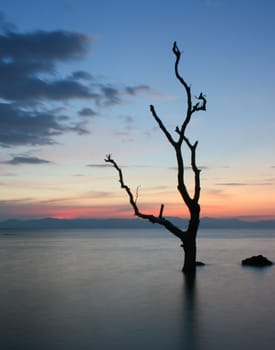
[105,42,206,273]
[182,238,197,272]
[182,208,200,272]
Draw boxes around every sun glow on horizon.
[0,2,274,222]
[1,193,274,222]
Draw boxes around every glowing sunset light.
[0,2,274,222]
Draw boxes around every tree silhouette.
[105,42,206,272]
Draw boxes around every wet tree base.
[182,261,205,273]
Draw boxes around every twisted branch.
[104,154,185,240]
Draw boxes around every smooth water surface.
[1,228,275,350]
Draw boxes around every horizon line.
[1,215,275,223]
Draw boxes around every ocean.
[1,228,275,350]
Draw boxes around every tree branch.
[147,43,203,213]
[172,41,193,138]
[191,92,207,114]
[150,105,175,146]
[171,42,203,207]
[159,204,164,218]
[183,137,201,202]
[172,42,192,107]
[175,146,193,207]
[172,42,207,144]
[104,154,185,240]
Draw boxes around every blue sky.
[0,0,274,220]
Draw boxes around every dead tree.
[105,42,206,272]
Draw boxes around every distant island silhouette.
[0,217,275,230]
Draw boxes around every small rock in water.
[241,255,273,267]
[196,261,205,266]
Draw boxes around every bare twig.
[159,204,164,218]
[135,185,141,203]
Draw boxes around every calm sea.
[1,228,275,350]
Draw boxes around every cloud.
[70,120,90,135]
[78,107,97,117]
[86,163,111,168]
[205,188,229,197]
[125,85,151,95]
[87,190,116,198]
[0,29,91,62]
[0,26,96,146]
[97,84,155,107]
[0,76,96,103]
[2,156,52,165]
[216,181,273,186]
[99,86,121,106]
[216,182,248,186]
[68,71,94,81]
[120,115,134,124]
[0,22,156,148]
[0,102,87,146]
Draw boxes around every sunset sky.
[0,0,274,221]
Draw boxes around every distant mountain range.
[0,217,275,229]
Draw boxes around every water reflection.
[180,272,201,350]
